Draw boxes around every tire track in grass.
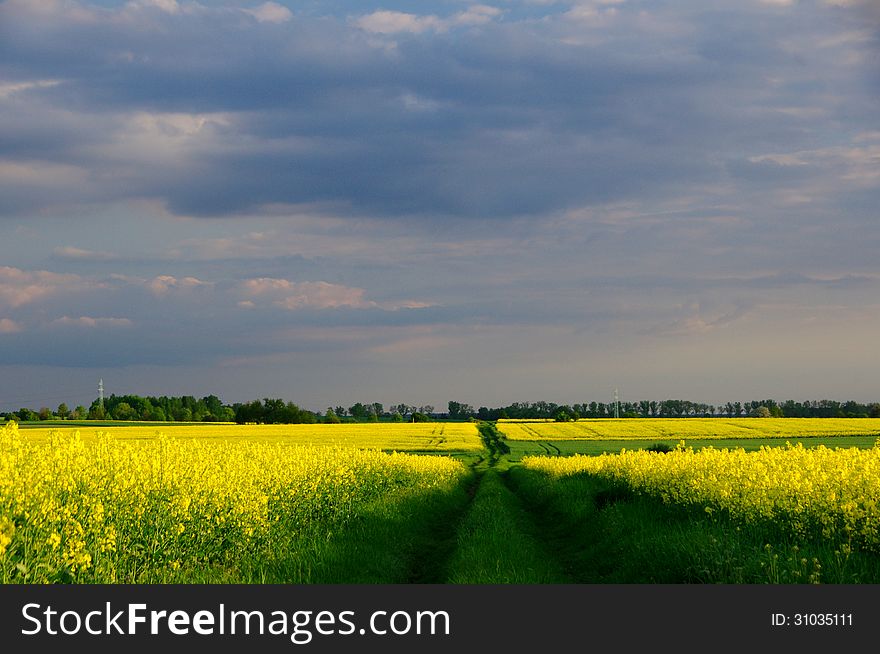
[404,471,483,583]
[500,466,604,583]
[445,469,570,583]
[413,422,571,583]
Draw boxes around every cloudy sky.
[1,0,878,412]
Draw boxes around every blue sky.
[1,0,878,411]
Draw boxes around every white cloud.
[0,318,23,334]
[0,79,62,100]
[237,277,432,311]
[452,5,503,27]
[0,267,88,308]
[355,5,501,35]
[244,2,292,24]
[53,246,120,261]
[96,111,233,168]
[148,275,210,295]
[355,11,444,35]
[0,161,89,188]
[0,0,98,23]
[239,277,373,309]
[644,304,750,337]
[748,153,809,166]
[749,139,880,188]
[125,0,181,14]
[52,316,133,328]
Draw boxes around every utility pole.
[98,378,104,411]
[613,388,620,419]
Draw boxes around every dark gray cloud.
[1,0,879,407]
[3,0,873,220]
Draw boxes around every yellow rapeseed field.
[499,418,880,441]
[17,421,483,451]
[524,442,880,550]
[0,422,467,582]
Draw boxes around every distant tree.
[324,408,340,423]
[870,404,880,418]
[112,402,136,421]
[411,412,430,422]
[202,395,223,418]
[38,407,53,421]
[349,403,370,420]
[56,403,70,420]
[750,406,772,418]
[88,405,106,420]
[390,411,403,422]
[72,405,87,420]
[335,406,347,418]
[554,411,571,422]
[234,400,264,424]
[448,401,474,420]
[17,408,39,422]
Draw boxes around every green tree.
[16,408,39,421]
[147,406,167,421]
[56,403,70,420]
[112,402,136,421]
[325,408,341,424]
[348,403,370,420]
[448,401,474,420]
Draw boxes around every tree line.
[3,395,879,424]
[469,399,880,421]
[0,396,437,424]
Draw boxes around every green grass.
[504,466,880,583]
[505,436,880,461]
[445,470,567,583]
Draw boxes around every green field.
[505,435,880,461]
[497,417,880,441]
[4,419,880,584]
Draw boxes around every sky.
[1,0,879,412]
